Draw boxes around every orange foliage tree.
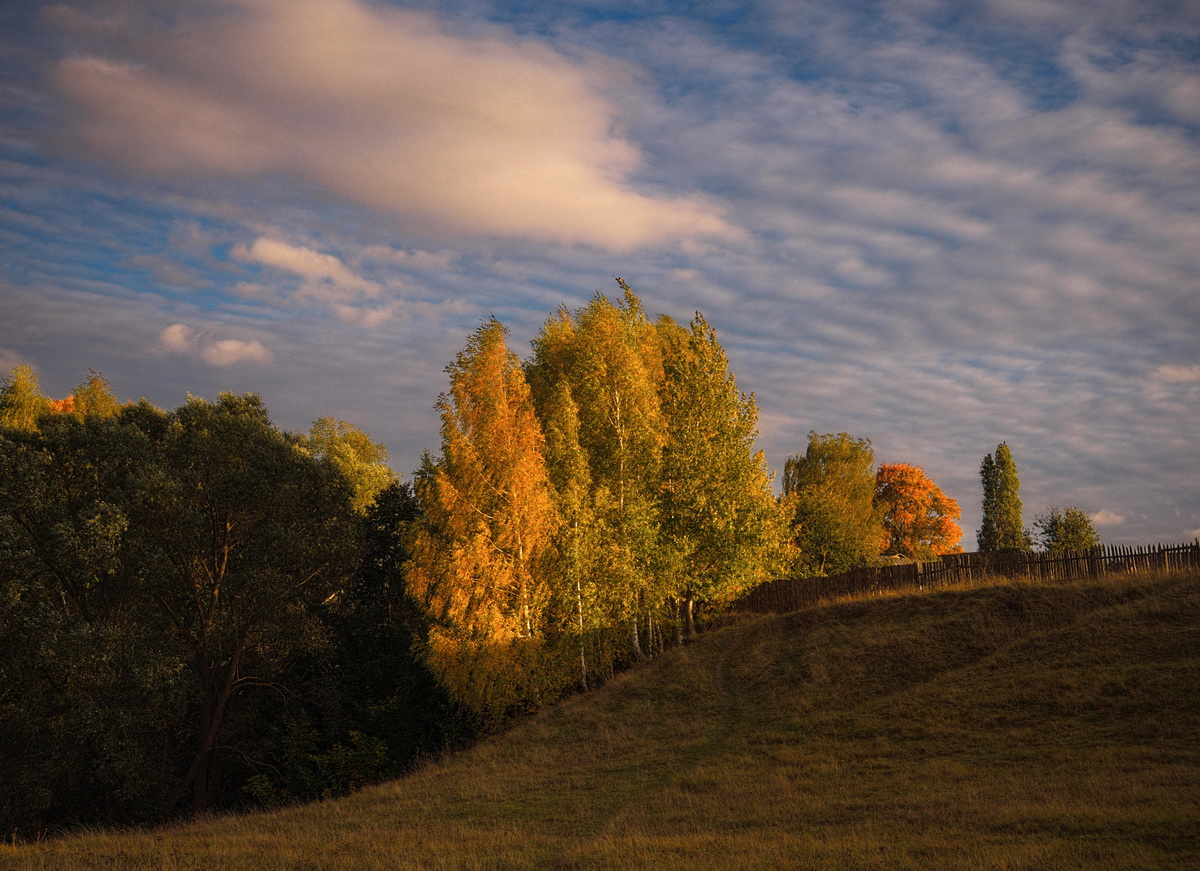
[408,317,560,726]
[874,462,963,559]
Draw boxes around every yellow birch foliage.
[527,286,666,657]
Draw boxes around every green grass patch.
[6,571,1199,869]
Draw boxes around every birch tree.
[527,284,665,660]
[657,313,785,635]
[0,364,50,431]
[408,318,559,724]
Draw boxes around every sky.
[2,0,1199,548]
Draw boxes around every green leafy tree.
[527,284,666,661]
[242,481,474,808]
[0,388,404,831]
[656,313,786,635]
[782,432,885,575]
[978,442,1032,552]
[302,417,397,513]
[130,393,362,815]
[1034,506,1101,553]
[0,413,181,833]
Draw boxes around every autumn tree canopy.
[408,318,561,726]
[874,462,963,559]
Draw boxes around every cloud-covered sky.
[3,0,1198,546]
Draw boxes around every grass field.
[5,571,1199,870]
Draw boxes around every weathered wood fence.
[735,541,1200,615]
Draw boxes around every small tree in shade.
[1034,507,1101,553]
[977,442,1031,552]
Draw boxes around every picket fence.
[735,541,1200,615]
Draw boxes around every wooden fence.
[735,541,1200,615]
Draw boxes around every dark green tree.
[136,393,362,815]
[0,392,365,831]
[1034,506,1101,553]
[0,412,181,834]
[782,432,884,575]
[977,442,1031,552]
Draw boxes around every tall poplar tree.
[977,442,1031,552]
[408,318,560,725]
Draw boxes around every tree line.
[0,281,1093,836]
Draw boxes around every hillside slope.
[7,572,1200,870]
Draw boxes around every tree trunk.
[576,574,588,691]
[163,653,239,819]
[630,617,644,661]
[685,596,697,639]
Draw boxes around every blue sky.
[2,0,1199,546]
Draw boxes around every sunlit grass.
[6,570,1199,869]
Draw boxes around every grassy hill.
[6,571,1199,870]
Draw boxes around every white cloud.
[1152,364,1200,383]
[53,0,736,251]
[157,324,272,366]
[1091,509,1125,527]
[232,237,380,302]
[158,323,196,353]
[201,339,273,367]
[125,254,208,288]
[363,246,455,271]
[333,304,395,328]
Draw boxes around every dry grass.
[6,571,1199,870]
